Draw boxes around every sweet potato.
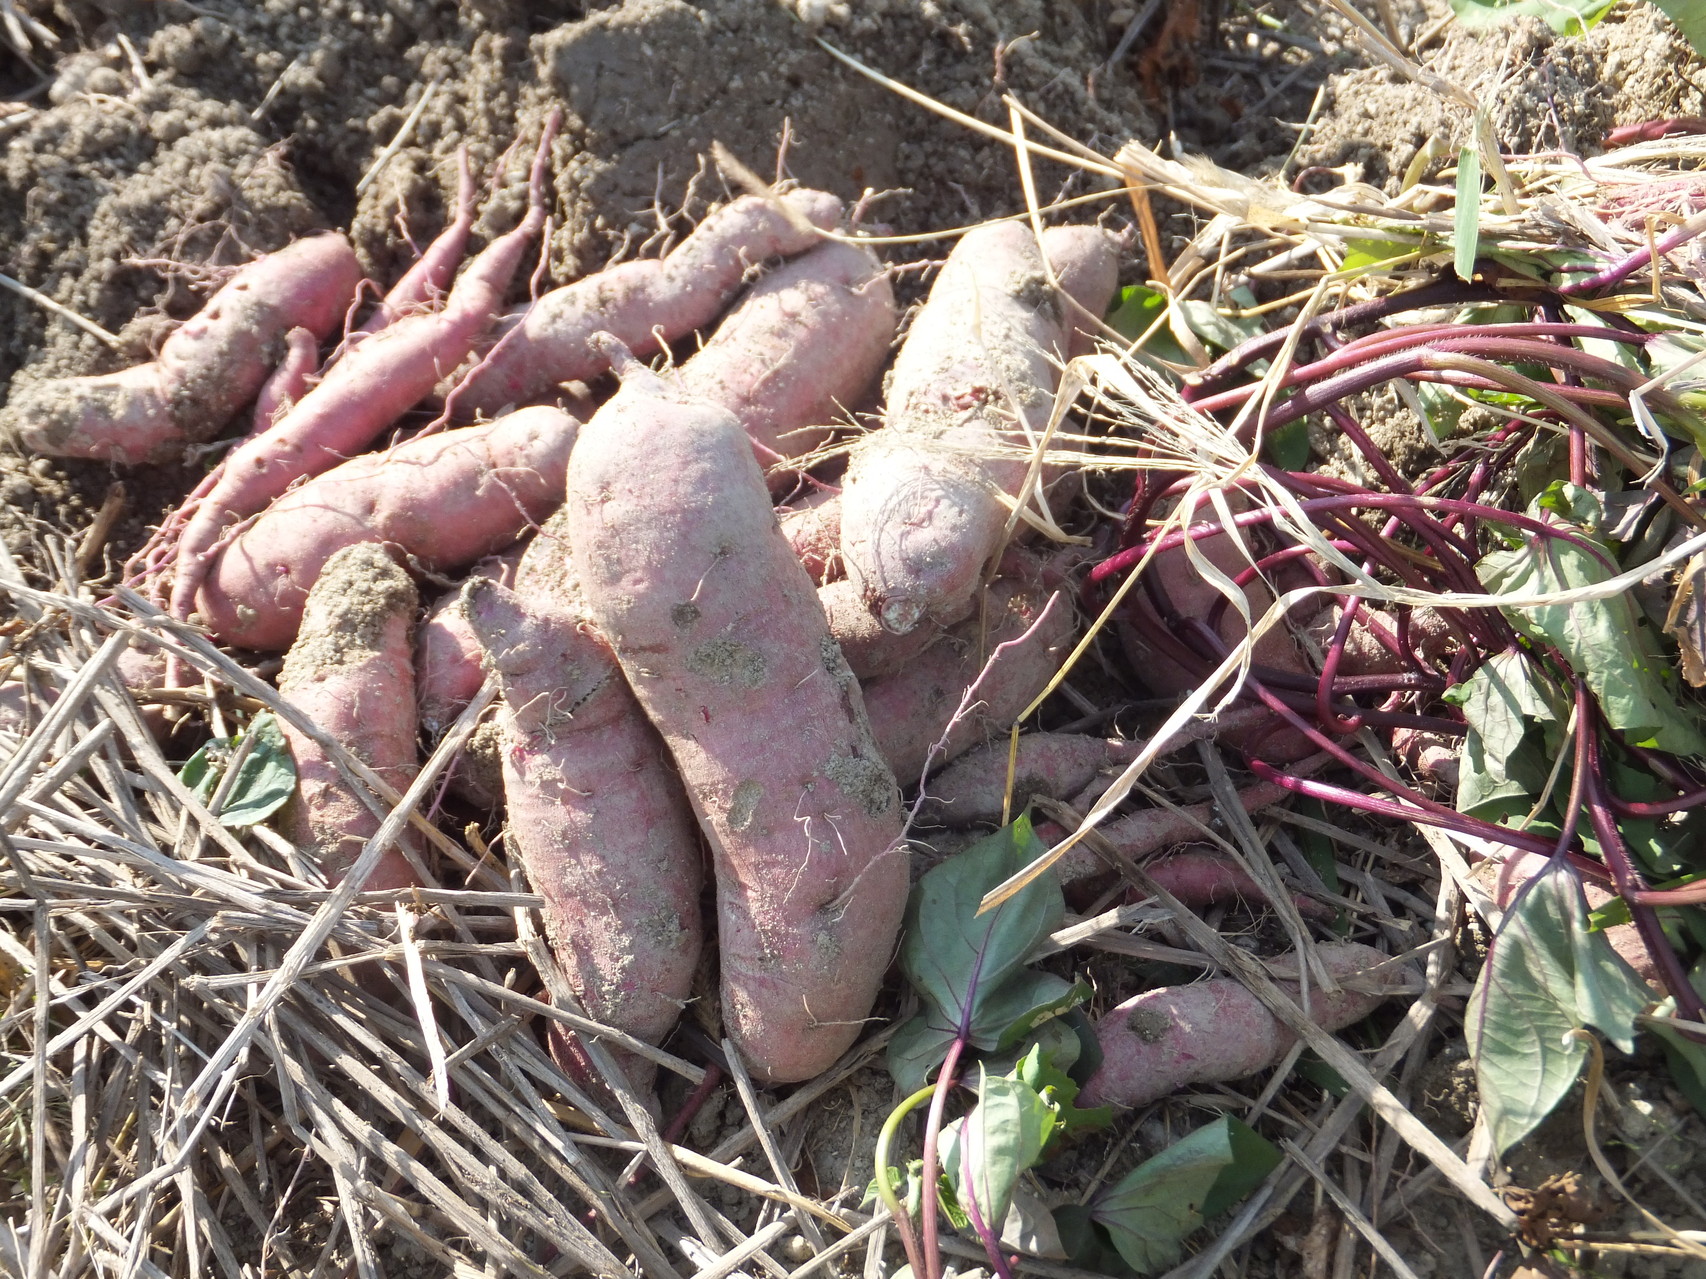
[779,492,842,585]
[562,350,906,1084]
[276,542,420,892]
[679,238,895,485]
[196,405,577,651]
[1041,777,1295,890]
[1039,224,1120,360]
[860,570,1076,785]
[819,577,956,681]
[169,118,557,629]
[918,731,1137,827]
[355,149,477,337]
[1080,942,1401,1107]
[838,222,1118,634]
[416,548,524,741]
[455,189,843,416]
[2,234,362,465]
[462,577,704,1085]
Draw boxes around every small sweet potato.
[1041,777,1294,890]
[860,569,1076,785]
[416,548,524,741]
[1040,224,1120,360]
[1081,942,1401,1108]
[170,119,557,629]
[276,542,420,892]
[679,237,895,486]
[563,350,906,1084]
[197,406,578,651]
[456,189,843,416]
[918,731,1136,827]
[462,576,704,1084]
[2,234,362,464]
[1478,850,1658,985]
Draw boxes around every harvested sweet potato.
[169,118,557,631]
[1479,850,1658,985]
[779,492,842,585]
[819,577,956,681]
[562,349,906,1084]
[860,569,1076,785]
[1040,224,1120,360]
[1081,942,1401,1107]
[680,237,895,486]
[196,405,577,651]
[918,731,1138,827]
[2,234,362,465]
[838,222,1118,634]
[463,577,704,1084]
[276,542,420,892]
[456,189,843,416]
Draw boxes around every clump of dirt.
[1298,2,1706,190]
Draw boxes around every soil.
[9,0,1706,1275]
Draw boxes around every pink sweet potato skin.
[680,238,895,484]
[1081,942,1399,1108]
[920,732,1117,827]
[839,222,1116,634]
[563,364,906,1085]
[3,234,362,464]
[417,546,525,740]
[1039,225,1120,360]
[1042,778,1294,890]
[860,571,1075,785]
[819,577,957,681]
[457,190,843,416]
[198,406,577,651]
[779,493,842,585]
[277,542,420,892]
[463,577,704,1079]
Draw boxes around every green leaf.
[943,1066,1056,1231]
[1012,1041,1114,1140]
[176,713,296,828]
[889,818,1072,1088]
[1449,650,1568,819]
[1091,1118,1281,1274]
[1107,285,1188,365]
[1465,858,1650,1154]
[1477,487,1706,757]
[1648,0,1706,56]
[1262,417,1311,470]
[1175,293,1263,353]
[1453,146,1481,282]
[1448,0,1614,35]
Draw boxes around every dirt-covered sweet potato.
[679,237,895,486]
[197,406,577,651]
[860,569,1076,785]
[918,731,1139,827]
[838,221,1118,634]
[1081,942,1402,1107]
[463,577,704,1085]
[2,234,362,464]
[276,542,420,892]
[562,349,906,1085]
[455,189,843,416]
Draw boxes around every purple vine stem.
[1581,717,1706,1024]
[1557,212,1706,295]
[1190,329,1652,416]
[1184,277,1509,399]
